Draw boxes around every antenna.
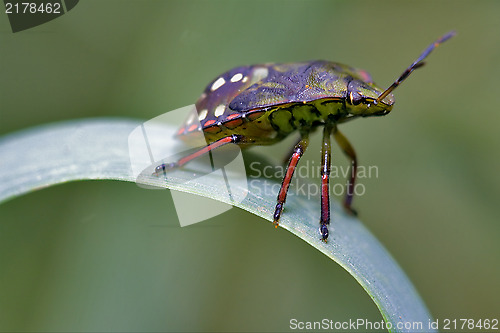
[376,31,456,104]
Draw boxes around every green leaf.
[0,118,435,333]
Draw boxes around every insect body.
[155,31,455,242]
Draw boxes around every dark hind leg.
[333,128,358,215]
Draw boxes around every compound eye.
[349,91,363,105]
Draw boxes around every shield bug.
[155,31,455,242]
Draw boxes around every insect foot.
[273,203,284,228]
[153,162,178,177]
[320,224,329,243]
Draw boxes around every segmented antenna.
[376,31,456,104]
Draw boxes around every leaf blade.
[0,118,435,332]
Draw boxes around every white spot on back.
[253,67,269,80]
[211,77,226,91]
[242,76,248,83]
[230,73,243,82]
[198,109,208,121]
[214,104,226,117]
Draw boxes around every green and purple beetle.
[155,31,455,242]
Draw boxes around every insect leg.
[153,134,244,176]
[273,133,309,227]
[281,135,302,167]
[333,128,358,215]
[320,124,334,242]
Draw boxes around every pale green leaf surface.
[0,119,435,332]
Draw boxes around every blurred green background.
[1,1,499,332]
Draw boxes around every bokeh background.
[1,1,499,332]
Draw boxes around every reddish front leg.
[153,134,244,175]
[273,133,309,227]
[320,124,334,242]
